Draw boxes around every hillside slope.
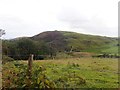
[31,31,118,54]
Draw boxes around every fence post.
[27,54,34,87]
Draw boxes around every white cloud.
[0,0,118,39]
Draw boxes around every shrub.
[2,55,14,64]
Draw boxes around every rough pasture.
[2,58,119,88]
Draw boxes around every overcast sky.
[0,0,119,39]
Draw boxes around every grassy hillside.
[31,31,118,54]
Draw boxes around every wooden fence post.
[27,54,34,87]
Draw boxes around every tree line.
[2,37,69,60]
[2,38,57,60]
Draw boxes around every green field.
[2,58,119,89]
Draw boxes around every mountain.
[30,30,118,54]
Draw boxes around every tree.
[48,42,57,59]
[0,29,5,60]
[17,38,37,60]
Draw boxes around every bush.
[2,55,14,64]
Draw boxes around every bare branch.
[0,29,5,37]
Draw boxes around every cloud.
[0,0,118,38]
[0,16,38,39]
[0,16,68,39]
[58,8,118,37]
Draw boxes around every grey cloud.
[58,8,117,37]
[0,16,64,39]
[0,17,36,39]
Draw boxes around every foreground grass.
[2,58,119,88]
